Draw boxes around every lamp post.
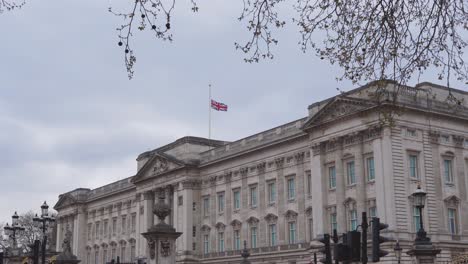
[411,185,430,244]
[3,212,25,250]
[33,201,55,264]
[394,241,402,264]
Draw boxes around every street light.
[3,211,25,250]
[33,201,55,264]
[411,185,430,244]
[394,241,402,264]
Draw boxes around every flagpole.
[208,84,212,148]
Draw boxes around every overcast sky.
[0,0,466,224]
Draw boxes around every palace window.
[287,177,296,200]
[130,243,136,262]
[288,222,297,244]
[203,197,210,216]
[218,232,224,252]
[267,181,276,204]
[250,226,257,248]
[329,166,336,189]
[87,223,92,240]
[369,206,377,218]
[121,215,127,234]
[112,218,117,236]
[234,189,240,210]
[366,157,375,181]
[104,220,109,237]
[306,171,312,196]
[330,213,337,233]
[95,222,100,239]
[121,244,126,261]
[349,209,357,231]
[406,128,417,137]
[250,185,257,207]
[131,213,136,233]
[111,246,116,260]
[413,207,421,232]
[308,218,313,241]
[347,161,356,185]
[103,248,107,264]
[233,230,241,250]
[448,208,458,235]
[269,224,277,246]
[94,249,99,264]
[218,192,225,213]
[409,154,419,179]
[203,234,209,254]
[444,159,454,184]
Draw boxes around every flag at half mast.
[211,99,228,111]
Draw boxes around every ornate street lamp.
[411,185,430,244]
[33,201,55,264]
[3,211,25,250]
[394,241,402,264]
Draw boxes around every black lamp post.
[394,241,402,264]
[33,201,55,264]
[411,185,430,244]
[3,211,25,250]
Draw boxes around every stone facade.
[54,81,468,263]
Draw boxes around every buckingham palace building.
[54,80,468,263]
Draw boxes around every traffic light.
[318,234,332,264]
[371,217,390,262]
[347,231,361,261]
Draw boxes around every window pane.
[329,166,336,189]
[413,207,421,231]
[347,161,355,185]
[287,178,295,199]
[367,157,375,181]
[409,155,418,178]
[444,160,453,183]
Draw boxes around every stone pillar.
[257,162,267,246]
[295,152,306,242]
[134,193,142,258]
[311,144,326,237]
[56,218,63,252]
[274,157,286,244]
[354,136,367,215]
[407,243,441,264]
[142,190,154,258]
[334,141,346,231]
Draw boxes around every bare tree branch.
[0,0,25,13]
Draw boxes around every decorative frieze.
[256,162,266,173]
[453,135,464,147]
[274,157,284,169]
[294,152,305,163]
[240,167,249,178]
[181,179,202,189]
[209,175,217,186]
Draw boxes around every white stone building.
[54,81,468,263]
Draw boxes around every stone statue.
[56,230,80,264]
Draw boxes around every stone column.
[134,193,142,258]
[180,180,197,255]
[224,173,233,250]
[334,140,346,231]
[354,135,367,215]
[256,162,267,246]
[407,243,441,264]
[142,190,154,258]
[295,152,307,242]
[311,144,326,237]
[56,218,63,252]
[274,157,286,244]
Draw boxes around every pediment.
[132,153,184,183]
[302,96,376,130]
[54,194,78,210]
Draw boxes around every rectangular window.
[130,245,136,261]
[88,223,92,240]
[406,128,417,137]
[269,224,277,246]
[366,157,375,181]
[112,218,117,236]
[250,186,257,207]
[330,213,337,232]
[306,172,312,196]
[111,248,116,261]
[268,182,276,204]
[349,210,358,231]
[178,196,183,206]
[218,193,225,213]
[131,213,136,233]
[233,230,241,250]
[95,222,100,239]
[121,246,126,261]
[103,249,107,264]
[103,220,108,237]
[203,197,210,216]
[287,177,296,200]
[369,206,377,218]
[448,208,457,235]
[250,227,257,248]
[413,207,421,232]
[233,190,241,210]
[444,159,454,183]
[288,222,297,244]
[329,166,336,189]
[308,218,313,241]
[347,161,356,185]
[94,251,98,264]
[409,154,419,179]
[203,235,209,254]
[218,232,224,252]
[121,216,127,234]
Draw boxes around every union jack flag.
[211,99,228,111]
